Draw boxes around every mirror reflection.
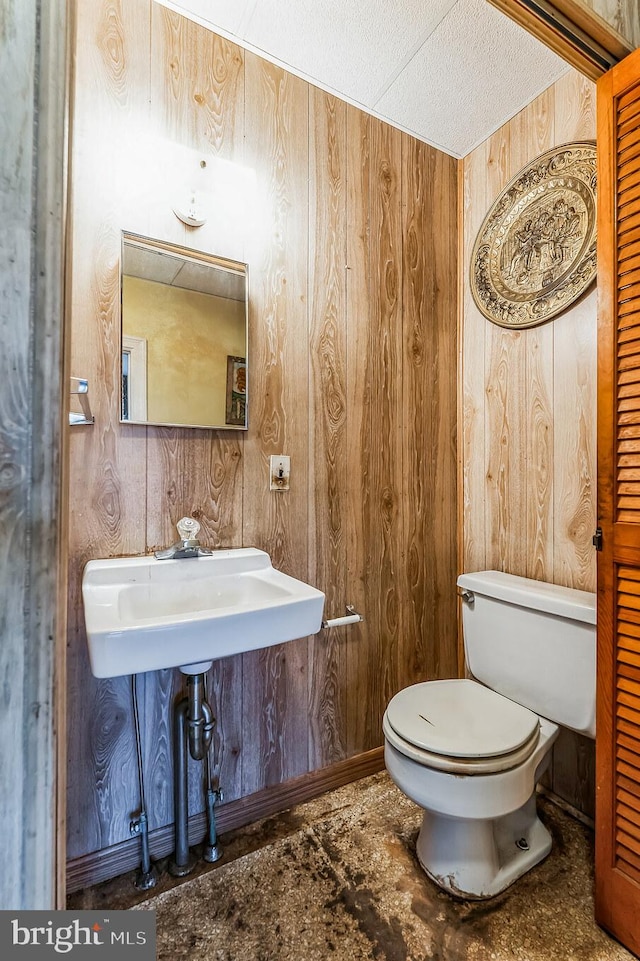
[121,233,248,430]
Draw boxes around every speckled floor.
[70,772,635,961]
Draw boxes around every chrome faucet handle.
[154,516,213,559]
[177,517,201,542]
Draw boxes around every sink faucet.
[154,517,213,560]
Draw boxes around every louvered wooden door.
[597,47,640,956]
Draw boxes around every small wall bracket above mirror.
[69,377,94,426]
[121,232,248,430]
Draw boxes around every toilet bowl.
[383,570,596,900]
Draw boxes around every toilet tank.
[457,570,596,738]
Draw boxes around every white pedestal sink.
[82,548,325,677]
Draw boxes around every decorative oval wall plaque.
[470,141,597,329]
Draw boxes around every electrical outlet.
[270,455,290,491]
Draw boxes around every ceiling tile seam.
[369,0,461,108]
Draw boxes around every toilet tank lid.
[457,570,596,625]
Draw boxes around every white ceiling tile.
[240,0,459,106]
[155,0,254,36]
[374,0,569,156]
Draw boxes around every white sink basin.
[82,548,326,677]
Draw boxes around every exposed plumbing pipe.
[187,673,214,760]
[169,671,219,876]
[202,675,222,864]
[169,697,194,877]
[130,674,158,891]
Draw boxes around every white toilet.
[383,570,596,900]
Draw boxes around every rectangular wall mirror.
[121,232,248,430]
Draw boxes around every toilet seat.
[384,679,541,775]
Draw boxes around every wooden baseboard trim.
[66,746,385,893]
[537,784,595,829]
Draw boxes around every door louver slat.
[616,149,640,519]
[616,570,640,884]
[619,241,640,268]
[619,163,640,190]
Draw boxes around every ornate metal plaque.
[470,142,597,328]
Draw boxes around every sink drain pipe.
[130,674,158,891]
[202,674,223,863]
[170,672,219,876]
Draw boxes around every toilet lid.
[385,679,539,759]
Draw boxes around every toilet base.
[416,794,551,900]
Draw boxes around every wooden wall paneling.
[484,330,528,574]
[547,70,597,814]
[202,654,243,804]
[143,428,185,553]
[241,54,310,794]
[181,445,244,813]
[549,727,596,820]
[430,148,459,679]
[484,129,529,575]
[308,89,349,768]
[151,6,246,262]
[66,0,152,859]
[367,118,404,725]
[149,9,247,811]
[192,431,244,803]
[193,430,245,804]
[184,432,244,548]
[511,86,555,167]
[462,77,596,587]
[132,670,174,833]
[581,0,640,48]
[516,92,556,584]
[548,282,598,804]
[461,141,489,576]
[344,106,373,755]
[522,347,554,568]
[400,134,431,686]
[148,7,246,549]
[401,138,458,683]
[554,67,598,142]
[553,316,598,589]
[553,71,598,592]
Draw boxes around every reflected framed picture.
[225,356,246,427]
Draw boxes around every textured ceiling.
[156,0,570,158]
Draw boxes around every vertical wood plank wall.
[66,0,458,882]
[580,0,640,48]
[461,70,598,818]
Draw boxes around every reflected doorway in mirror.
[225,355,246,427]
[121,335,148,422]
